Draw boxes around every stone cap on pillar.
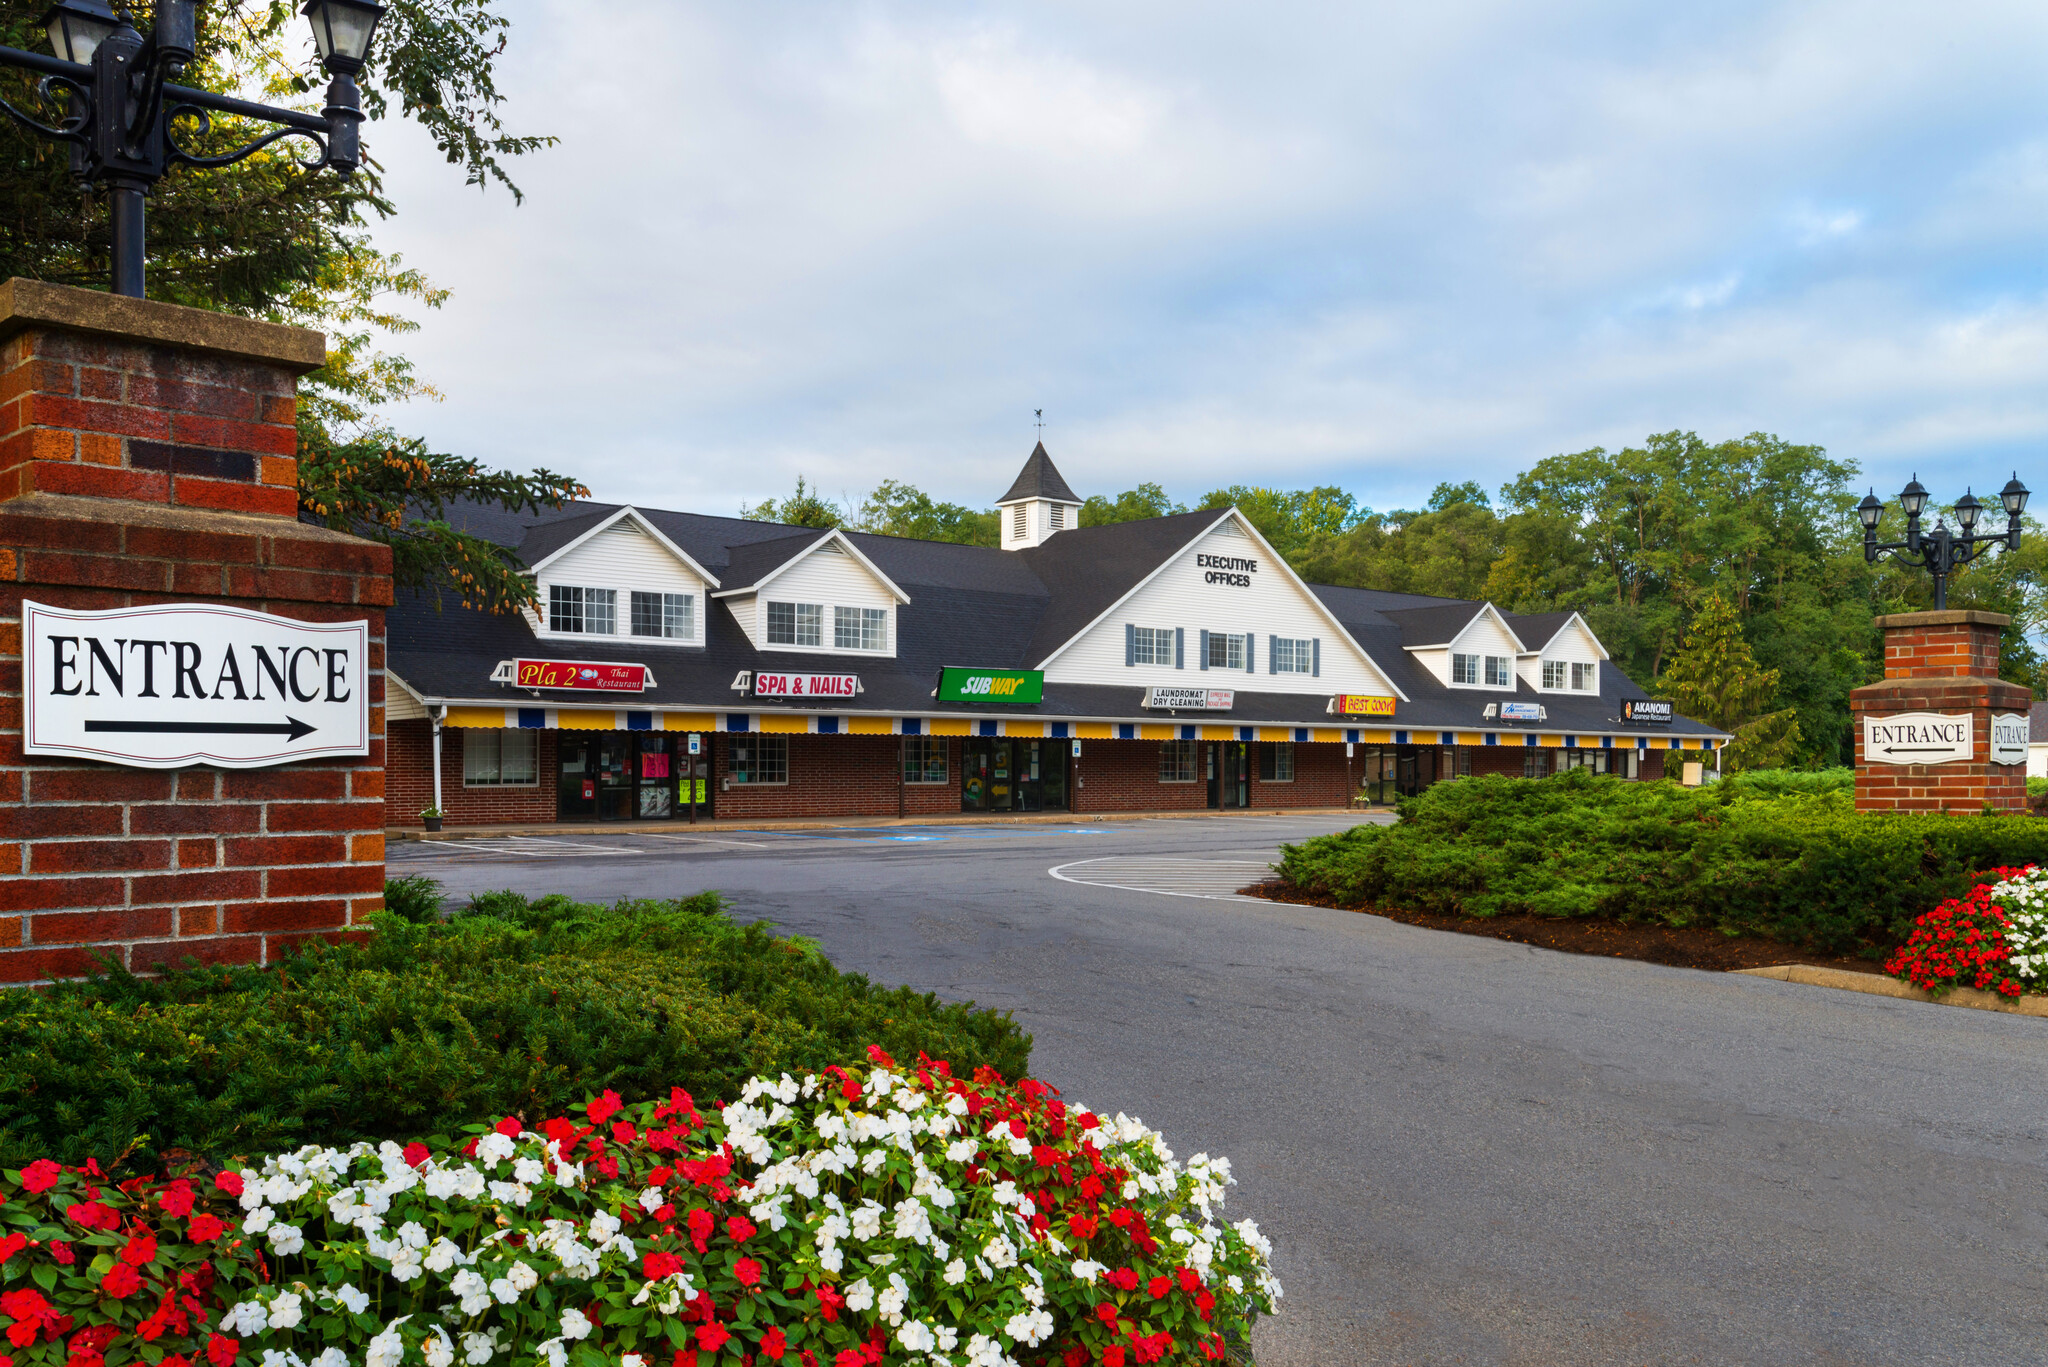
[0,278,325,517]
[1871,607,2010,681]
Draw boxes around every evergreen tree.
[1657,593,1801,771]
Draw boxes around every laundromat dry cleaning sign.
[937,667,1045,705]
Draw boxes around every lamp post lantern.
[0,0,384,298]
[1860,472,2029,610]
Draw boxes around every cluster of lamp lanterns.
[1858,474,2029,609]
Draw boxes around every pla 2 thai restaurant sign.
[754,672,859,699]
[1991,712,2028,766]
[24,601,368,769]
[1145,687,1235,710]
[1330,694,1396,717]
[1622,699,1672,724]
[498,659,650,692]
[937,667,1044,705]
[1863,711,1972,766]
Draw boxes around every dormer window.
[549,585,616,635]
[1486,656,1511,687]
[834,606,886,651]
[631,592,694,639]
[1453,652,1512,687]
[1541,659,1597,691]
[767,601,823,647]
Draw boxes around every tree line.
[747,433,2047,768]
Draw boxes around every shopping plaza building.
[385,446,1726,826]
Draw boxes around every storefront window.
[1523,749,1551,778]
[1159,739,1197,782]
[1455,745,1472,777]
[730,735,788,784]
[463,729,537,785]
[902,736,947,783]
[1258,742,1295,782]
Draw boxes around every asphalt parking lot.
[393,814,2048,1367]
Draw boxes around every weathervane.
[1034,409,1044,437]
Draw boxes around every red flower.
[186,1216,227,1243]
[757,1326,786,1360]
[1,1289,49,1322]
[120,1234,158,1267]
[1147,1275,1171,1299]
[212,1173,243,1198]
[494,1117,523,1138]
[1105,1268,1139,1292]
[813,1283,845,1323]
[1069,1214,1099,1239]
[1095,1303,1122,1327]
[643,1252,683,1281]
[694,1324,729,1354]
[687,1208,714,1253]
[205,1336,238,1367]
[726,1216,756,1243]
[588,1090,624,1125]
[157,1183,195,1219]
[0,1235,24,1266]
[403,1143,430,1169]
[866,1045,897,1067]
[100,1264,143,1299]
[46,1243,72,1267]
[1102,1348,1126,1367]
[19,1161,60,1195]
[733,1257,762,1288]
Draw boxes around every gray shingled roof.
[712,530,836,594]
[1012,509,1226,665]
[1378,603,1488,648]
[997,443,1080,504]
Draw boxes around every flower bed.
[0,1050,1277,1367]
[1886,864,2048,998]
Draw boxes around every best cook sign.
[23,601,370,769]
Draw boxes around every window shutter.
[1246,632,1256,673]
[1267,636,1276,673]
[1199,630,1209,671]
[1125,623,1135,667]
[1312,639,1320,676]
[1175,627,1184,670]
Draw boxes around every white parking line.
[417,837,639,859]
[1048,856,1276,901]
[638,833,778,849]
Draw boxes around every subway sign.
[937,667,1044,705]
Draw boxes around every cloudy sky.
[367,0,2048,520]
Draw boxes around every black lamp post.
[0,0,384,298]
[1859,472,2029,609]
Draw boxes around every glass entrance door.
[1209,742,1249,808]
[558,732,696,821]
[637,734,674,819]
[960,738,1069,812]
[559,733,598,818]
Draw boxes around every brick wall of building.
[386,720,561,828]
[711,734,959,821]
[1073,740,1209,813]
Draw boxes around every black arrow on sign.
[84,717,317,741]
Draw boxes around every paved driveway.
[393,815,2048,1366]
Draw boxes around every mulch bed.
[1239,880,1890,977]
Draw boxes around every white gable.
[719,534,905,655]
[1411,605,1522,688]
[1039,512,1401,698]
[533,511,712,647]
[1522,614,1608,692]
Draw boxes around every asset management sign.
[24,601,370,769]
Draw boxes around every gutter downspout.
[429,703,445,820]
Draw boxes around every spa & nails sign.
[24,601,369,769]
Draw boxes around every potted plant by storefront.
[421,806,444,833]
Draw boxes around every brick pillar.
[1850,610,2029,813]
[0,280,393,984]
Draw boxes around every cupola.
[996,442,1082,549]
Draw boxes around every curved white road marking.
[1049,856,1277,901]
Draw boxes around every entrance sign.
[937,667,1044,705]
[1329,694,1396,717]
[24,600,369,769]
[494,659,651,692]
[1991,712,2028,766]
[1145,686,1234,710]
[1621,699,1672,724]
[753,672,859,699]
[1863,711,1973,766]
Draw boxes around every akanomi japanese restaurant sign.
[23,601,369,769]
[494,659,652,692]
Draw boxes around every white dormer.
[1521,612,1610,693]
[711,528,911,657]
[997,442,1083,549]
[1405,603,1528,689]
[524,507,719,647]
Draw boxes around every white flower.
[589,1211,622,1242]
[311,1351,349,1367]
[982,1234,1018,1269]
[222,1301,268,1336]
[559,1309,592,1342]
[460,1331,500,1366]
[944,1137,979,1164]
[423,1328,455,1367]
[388,1249,425,1284]
[330,1284,371,1316]
[877,1273,909,1323]
[487,1181,531,1207]
[507,1260,540,1292]
[364,1317,412,1367]
[488,1278,519,1306]
[475,1133,516,1165]
[850,1201,885,1241]
[842,1279,875,1313]
[554,1160,585,1187]
[396,1221,428,1249]
[638,1186,666,1212]
[621,1357,644,1367]
[943,1258,967,1285]
[450,1269,492,1316]
[896,1322,937,1353]
[267,1224,305,1256]
[512,1157,547,1186]
[243,1207,274,1235]
[536,1340,567,1367]
[267,1292,304,1331]
[424,1239,466,1274]
[260,1350,304,1367]
[1004,1307,1055,1347]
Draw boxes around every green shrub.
[0,893,1028,1173]
[1276,770,2048,951]
[381,873,447,923]
[1725,767,1856,798]
[2029,776,2047,798]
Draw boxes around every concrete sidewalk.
[388,805,1375,841]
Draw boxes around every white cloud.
[359,0,2048,518]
